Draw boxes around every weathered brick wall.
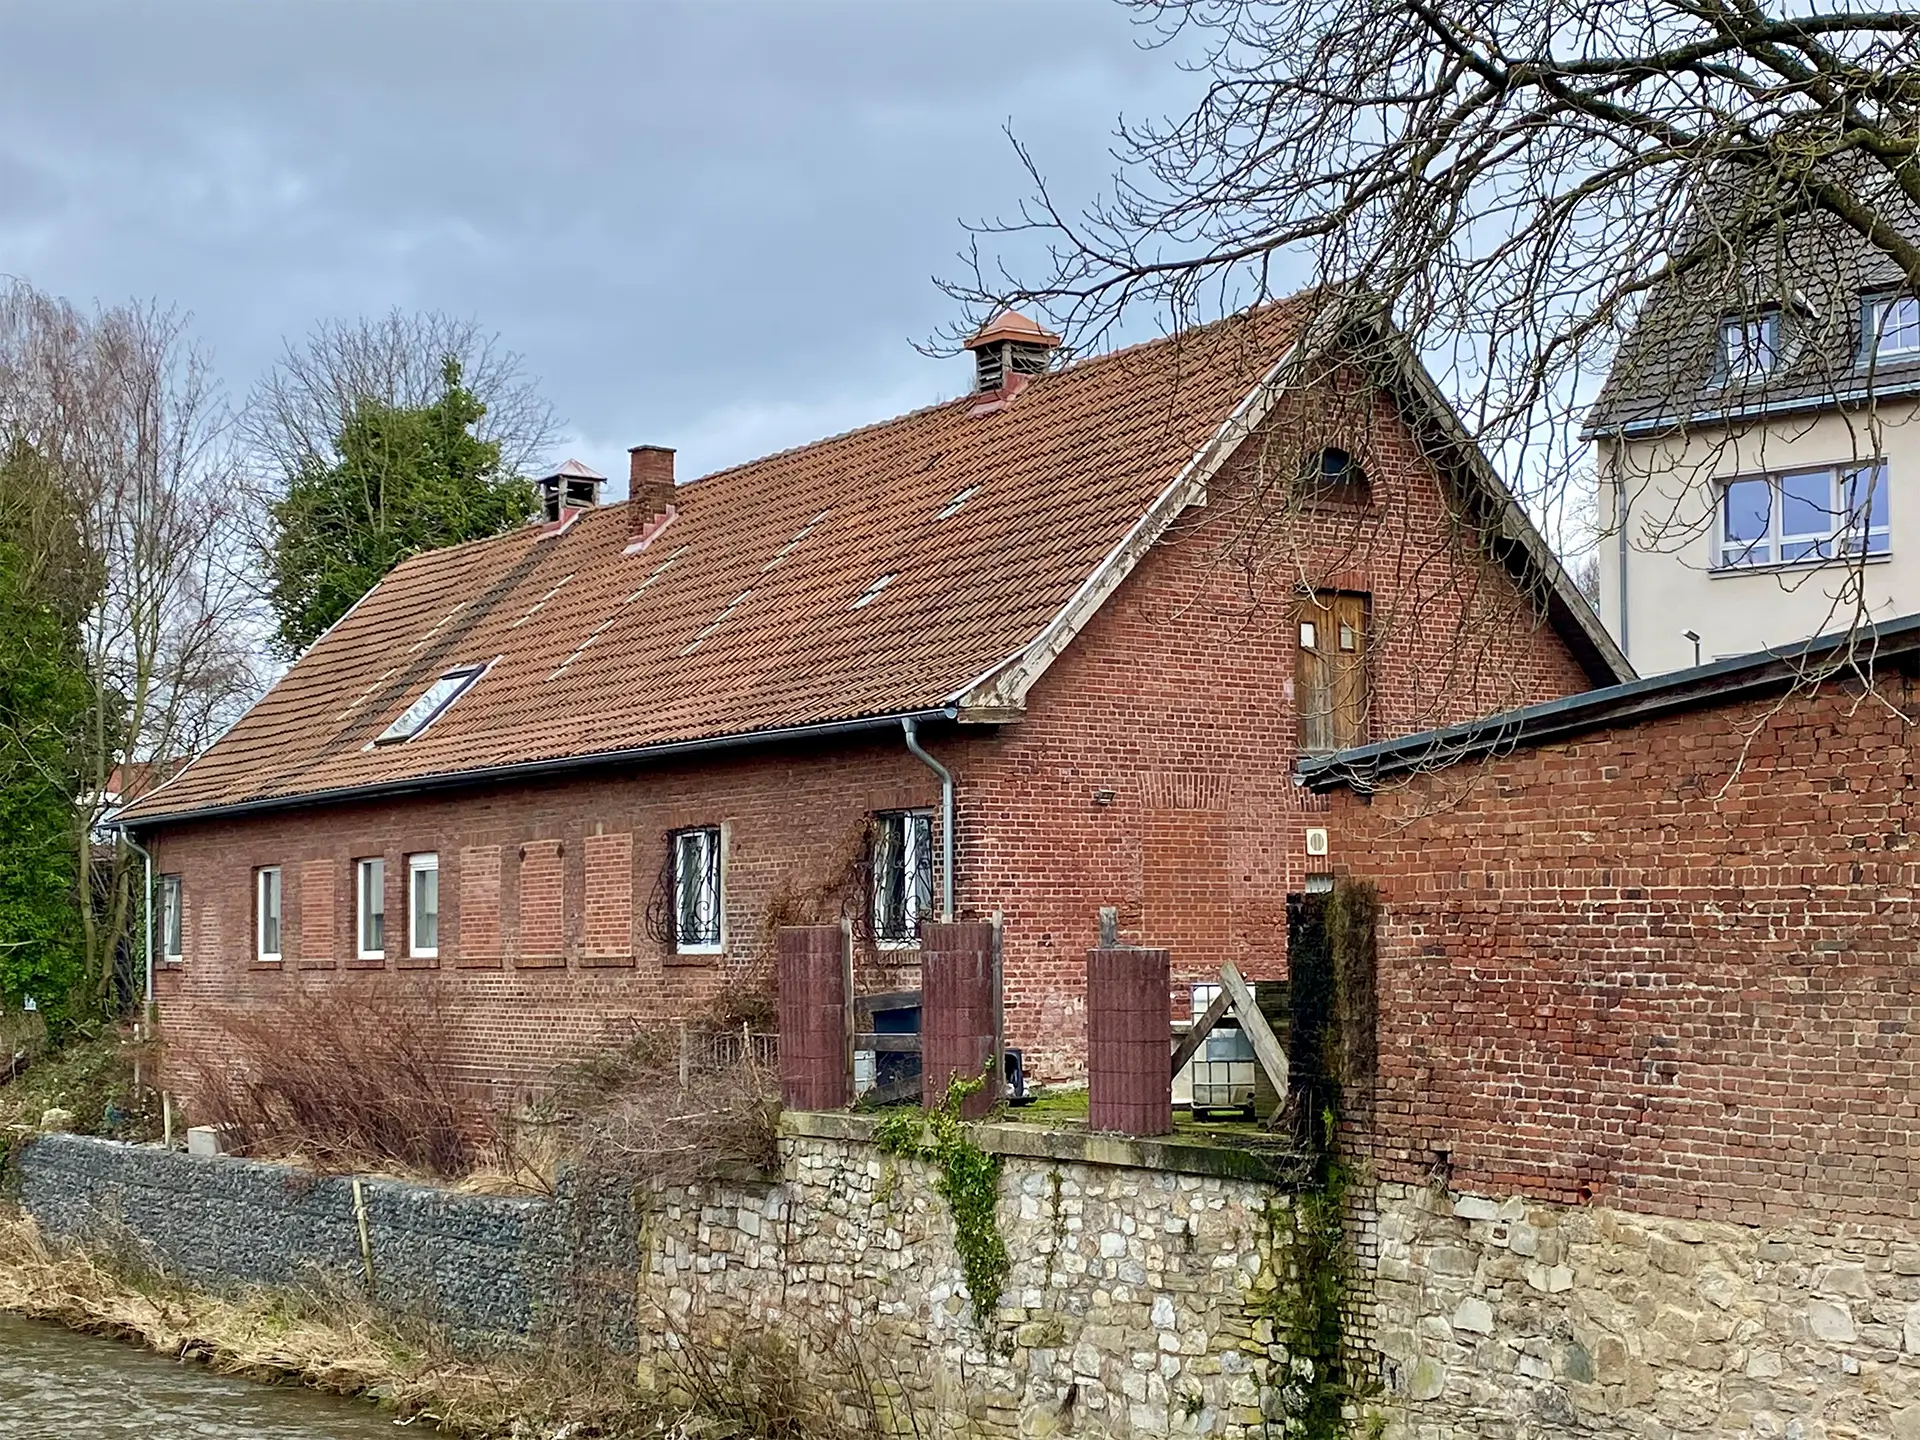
[1330,671,1920,1224]
[964,380,1596,1074]
[149,376,1595,1094]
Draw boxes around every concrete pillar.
[921,919,1001,1118]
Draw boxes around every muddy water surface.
[0,1313,401,1438]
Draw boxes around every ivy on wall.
[873,1072,1009,1326]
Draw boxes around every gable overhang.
[113,706,962,834]
[949,329,1313,717]
[949,301,1632,717]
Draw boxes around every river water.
[0,1314,402,1438]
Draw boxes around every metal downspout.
[902,717,955,921]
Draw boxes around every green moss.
[872,1072,1010,1326]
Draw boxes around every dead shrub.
[186,991,486,1180]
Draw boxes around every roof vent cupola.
[964,311,1061,394]
[535,459,606,523]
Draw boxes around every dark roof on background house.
[120,294,1626,828]
[1587,180,1920,439]
[1298,610,1920,794]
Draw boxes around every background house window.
[160,875,183,961]
[1719,312,1781,380]
[1296,593,1369,753]
[255,867,282,961]
[1717,462,1890,568]
[1869,296,1920,358]
[871,810,933,945]
[408,853,439,957]
[671,827,723,951]
[357,856,385,957]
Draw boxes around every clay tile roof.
[121,299,1319,823]
[965,310,1063,349]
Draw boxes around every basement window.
[870,810,933,946]
[851,573,897,609]
[376,664,485,744]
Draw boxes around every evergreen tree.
[267,358,533,654]
[0,449,92,1037]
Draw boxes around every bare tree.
[952,1,1920,606]
[242,310,561,485]
[0,278,261,1005]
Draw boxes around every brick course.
[1329,671,1920,1226]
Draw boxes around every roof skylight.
[375,663,486,744]
[765,511,831,571]
[851,573,897,609]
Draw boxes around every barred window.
[160,875,183,960]
[870,810,933,945]
[672,827,722,951]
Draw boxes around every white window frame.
[1714,460,1891,571]
[356,856,386,959]
[671,826,724,955]
[1869,295,1920,359]
[255,867,282,963]
[374,662,487,745]
[408,853,439,959]
[1718,311,1781,382]
[871,809,934,949]
[160,874,183,961]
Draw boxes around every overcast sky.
[0,0,1217,489]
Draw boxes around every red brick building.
[119,295,1622,1091]
[1301,619,1920,1224]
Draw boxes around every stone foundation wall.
[1374,1180,1920,1439]
[640,1113,1324,1440]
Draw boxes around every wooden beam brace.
[1218,961,1288,1104]
[1170,985,1234,1076]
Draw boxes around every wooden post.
[1218,962,1288,1104]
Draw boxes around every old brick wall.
[148,373,1597,1096]
[1330,671,1920,1225]
[150,736,943,1100]
[964,378,1596,1076]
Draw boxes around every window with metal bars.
[869,810,933,946]
[663,827,721,951]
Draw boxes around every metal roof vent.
[963,311,1061,394]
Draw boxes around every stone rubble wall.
[1374,1180,1920,1440]
[640,1123,1317,1440]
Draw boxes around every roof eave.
[114,706,966,832]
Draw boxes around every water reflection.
[0,1313,401,1438]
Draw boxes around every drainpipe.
[901,717,955,921]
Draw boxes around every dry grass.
[0,1207,923,1440]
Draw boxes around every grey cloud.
[0,0,1198,484]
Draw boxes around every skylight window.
[851,573,897,609]
[765,512,831,570]
[376,664,485,744]
[937,486,978,520]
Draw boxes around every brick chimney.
[628,445,677,541]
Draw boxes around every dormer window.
[1718,311,1781,382]
[376,663,485,744]
[1867,295,1920,359]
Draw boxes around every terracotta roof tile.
[123,301,1315,822]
